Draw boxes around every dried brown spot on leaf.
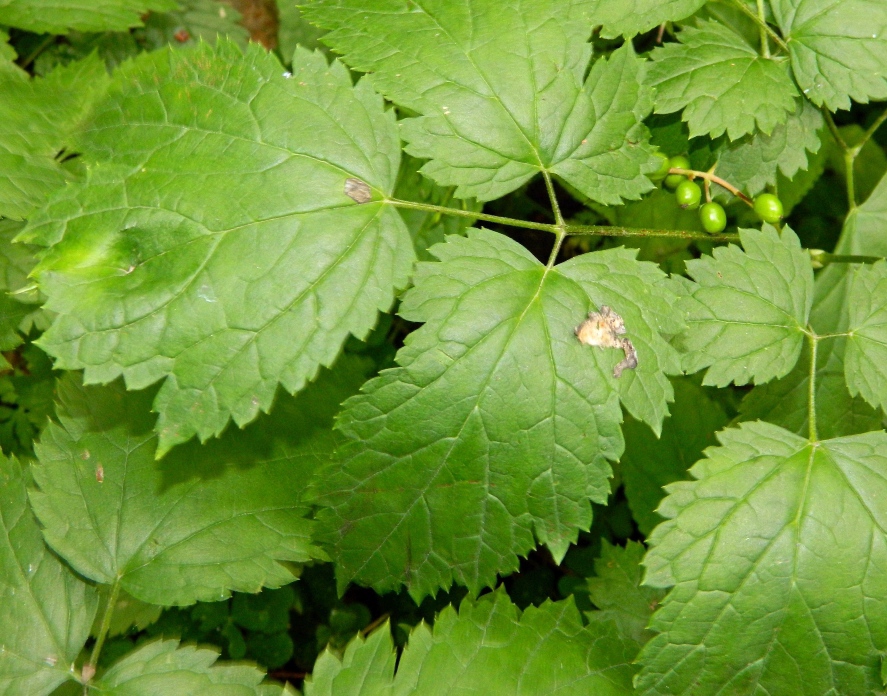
[345,177,372,203]
[575,305,638,377]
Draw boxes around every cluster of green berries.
[650,153,784,233]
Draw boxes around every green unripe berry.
[675,179,702,210]
[664,155,690,189]
[649,152,671,181]
[699,202,727,234]
[753,193,784,223]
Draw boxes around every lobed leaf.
[0,54,109,220]
[314,228,683,599]
[587,0,707,39]
[584,540,665,646]
[714,97,823,197]
[29,357,368,605]
[678,225,813,387]
[0,455,97,696]
[305,590,637,695]
[92,639,284,695]
[844,261,887,412]
[22,41,413,455]
[638,422,887,695]
[771,0,887,110]
[620,378,727,535]
[0,0,176,33]
[738,335,882,438]
[302,0,658,203]
[740,172,887,437]
[646,20,798,140]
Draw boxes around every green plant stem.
[389,198,737,242]
[565,224,740,242]
[844,149,857,209]
[389,198,558,233]
[18,35,55,69]
[821,108,848,150]
[756,0,771,57]
[857,105,887,154]
[87,580,121,678]
[806,332,818,441]
[542,171,567,267]
[812,252,885,266]
[729,0,789,53]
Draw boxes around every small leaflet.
[575,305,638,378]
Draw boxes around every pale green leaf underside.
[30,359,367,605]
[315,229,682,599]
[302,0,657,203]
[587,0,706,39]
[306,590,636,695]
[771,0,887,110]
[620,378,727,535]
[0,456,97,696]
[0,0,176,33]
[92,640,276,695]
[845,261,887,412]
[647,20,798,140]
[679,225,813,387]
[23,41,413,455]
[0,55,108,220]
[584,540,665,646]
[714,97,823,198]
[638,422,887,695]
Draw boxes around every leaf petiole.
[388,198,740,242]
[85,579,121,685]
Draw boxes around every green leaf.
[844,261,887,412]
[30,357,368,605]
[637,422,887,695]
[314,228,683,599]
[0,54,109,220]
[739,174,886,439]
[141,0,250,49]
[394,154,480,261]
[0,455,98,696]
[646,20,798,140]
[826,124,887,205]
[0,220,48,355]
[620,378,727,535]
[0,0,177,33]
[92,639,274,695]
[771,0,887,110]
[0,28,15,61]
[714,97,823,198]
[305,590,637,695]
[584,540,665,646]
[302,1,657,204]
[678,225,813,386]
[276,2,328,59]
[22,41,413,455]
[738,334,882,439]
[587,0,706,39]
[91,588,163,638]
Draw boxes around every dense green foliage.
[1,1,886,694]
